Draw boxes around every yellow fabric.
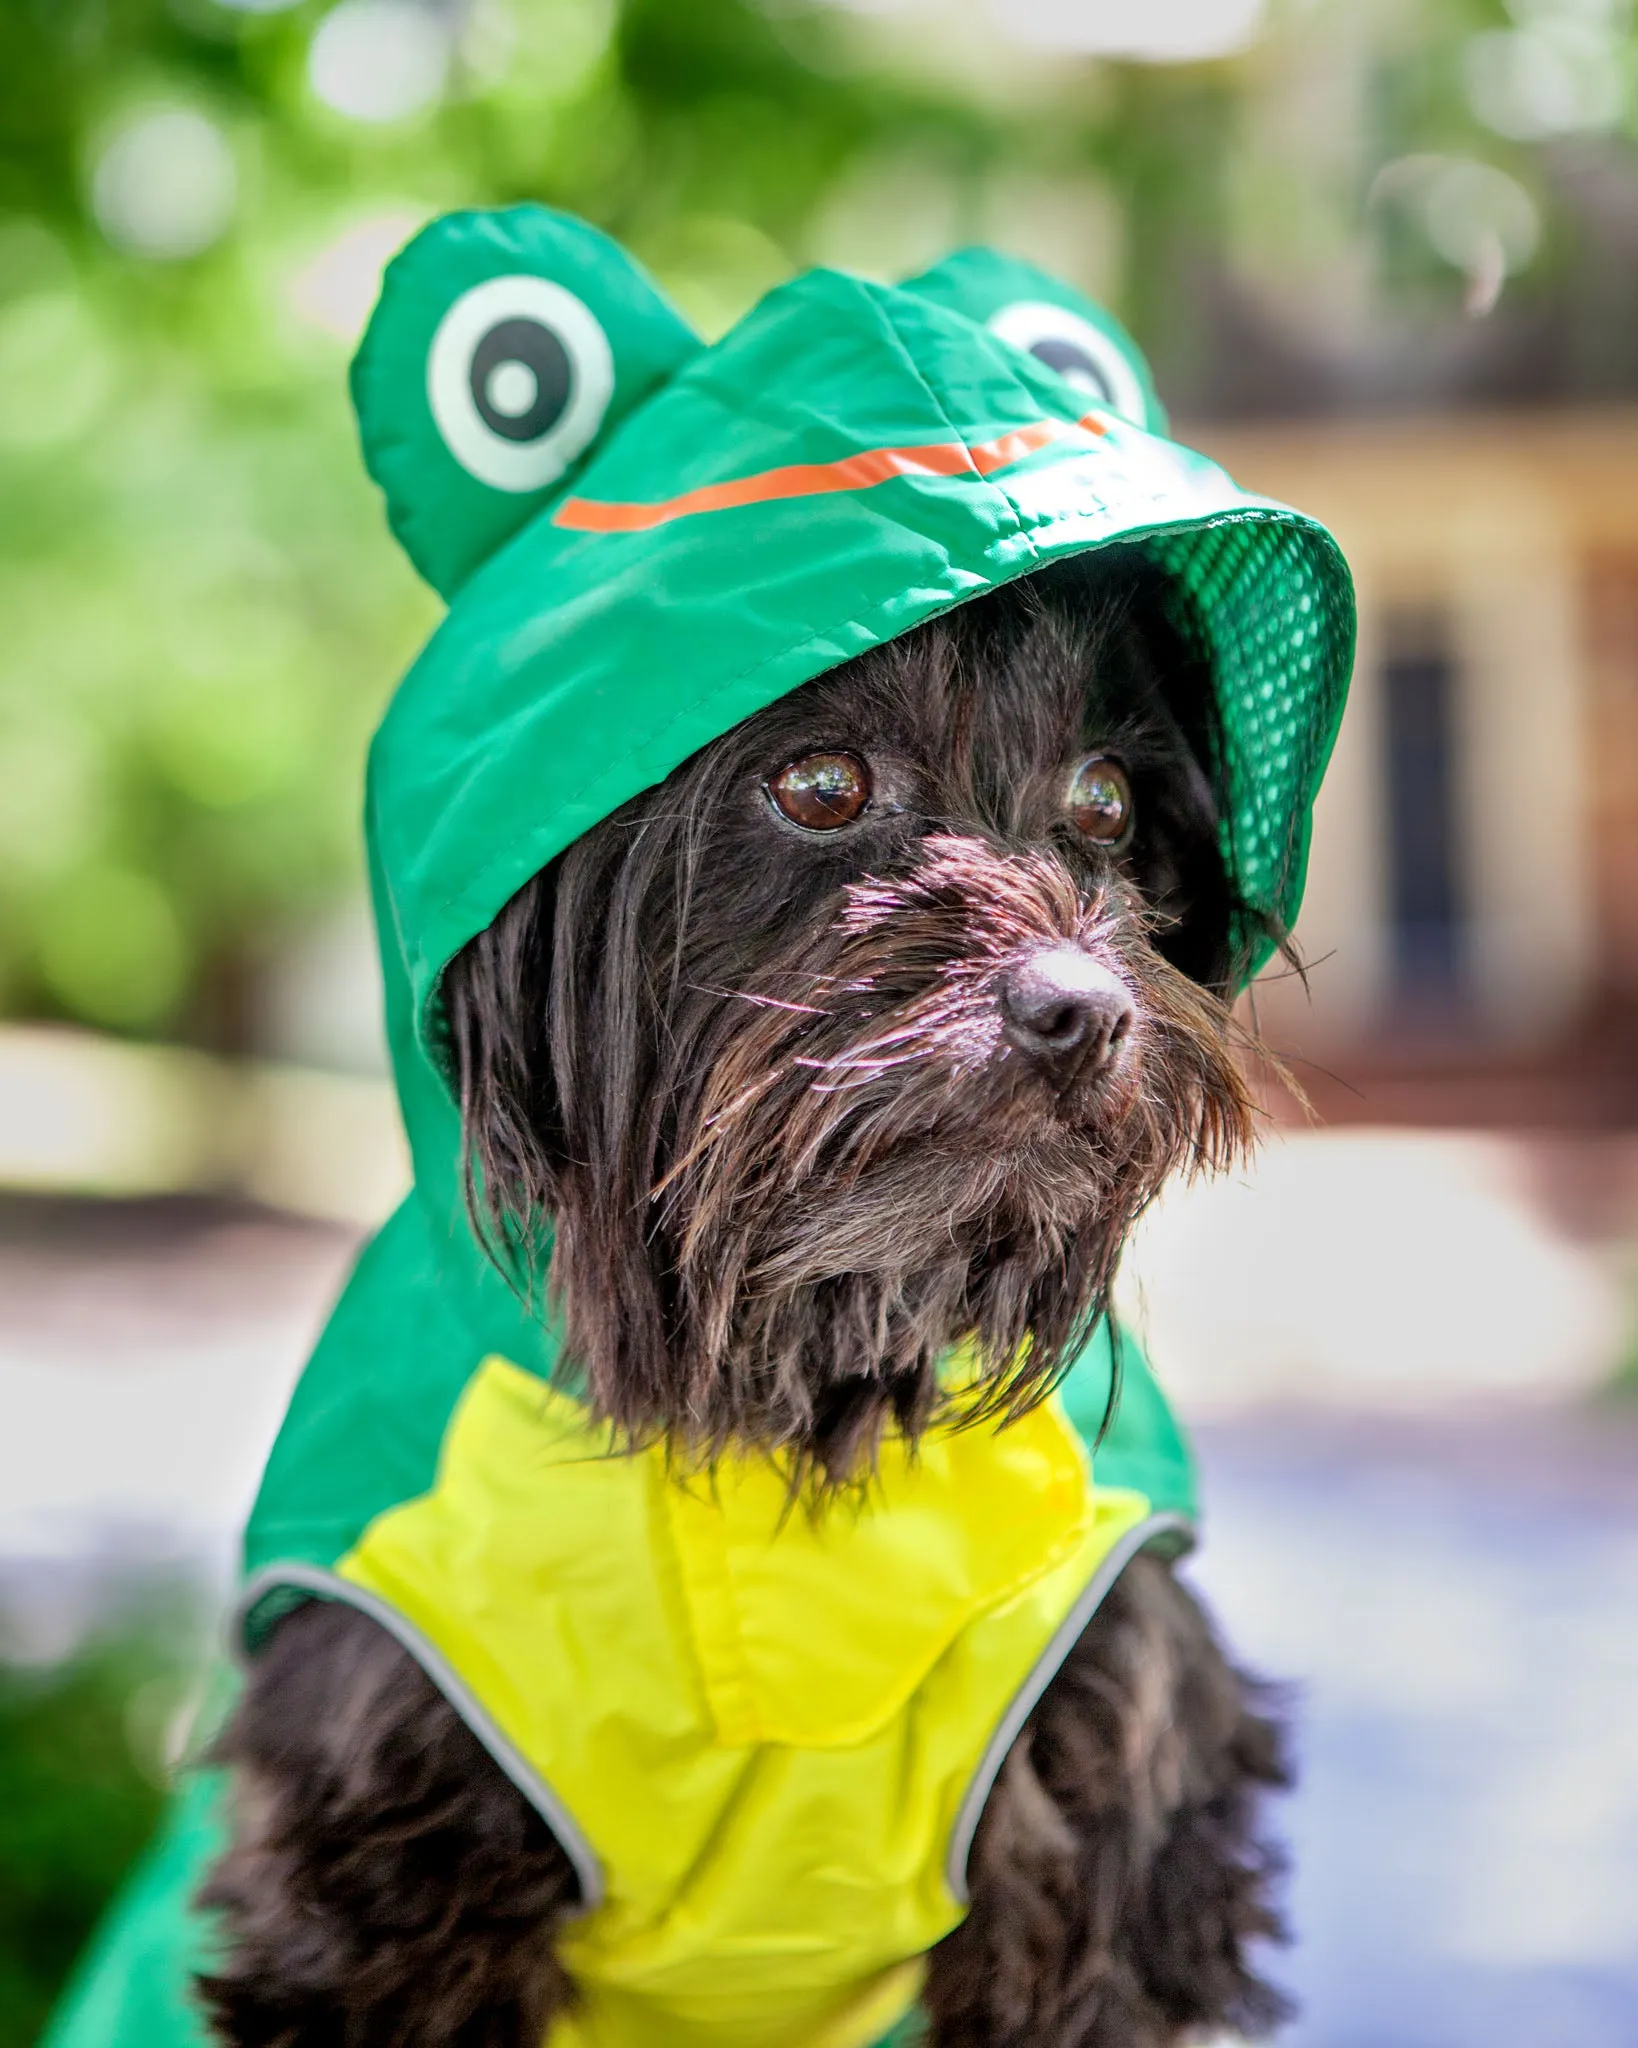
[336,1357,1152,2048]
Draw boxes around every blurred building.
[1199,406,1638,1129]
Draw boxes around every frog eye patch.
[352,205,701,597]
[428,275,615,494]
[986,300,1148,427]
[898,248,1168,438]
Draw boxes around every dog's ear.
[1125,594,1248,999]
[352,206,701,598]
[1042,553,1244,995]
[899,248,1167,436]
[440,866,565,1266]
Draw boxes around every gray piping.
[945,1512,1192,1905]
[234,1563,605,1912]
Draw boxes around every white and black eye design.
[987,300,1148,427]
[427,274,615,494]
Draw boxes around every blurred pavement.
[1189,1408,1638,2048]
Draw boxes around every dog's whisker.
[687,983,832,1018]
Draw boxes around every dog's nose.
[998,948,1134,1086]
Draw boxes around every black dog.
[199,552,1290,2048]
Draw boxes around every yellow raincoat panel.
[336,1358,1154,2048]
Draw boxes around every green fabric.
[49,203,1351,2043]
[1071,1321,1198,1537]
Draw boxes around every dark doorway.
[1382,611,1467,1011]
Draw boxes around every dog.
[194,549,1291,2048]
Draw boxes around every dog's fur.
[199,553,1293,2046]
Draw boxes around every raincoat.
[44,206,1354,2048]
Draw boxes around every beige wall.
[1189,410,1638,1055]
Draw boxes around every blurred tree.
[0,0,1634,1047]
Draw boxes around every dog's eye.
[766,752,872,832]
[1067,755,1134,848]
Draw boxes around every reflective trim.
[944,1512,1193,1905]
[233,1563,605,1913]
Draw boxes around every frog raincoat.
[46,207,1354,2048]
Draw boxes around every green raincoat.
[44,206,1354,2048]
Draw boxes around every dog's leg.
[921,1555,1291,2048]
[196,1600,578,2048]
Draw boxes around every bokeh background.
[4,1,1638,2042]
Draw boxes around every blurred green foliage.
[0,1617,196,2047]
[0,0,1143,1045]
[0,0,1628,1045]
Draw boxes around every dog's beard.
[611,833,1254,1480]
[521,826,1254,1486]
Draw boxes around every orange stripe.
[552,412,1107,535]
[970,416,1098,474]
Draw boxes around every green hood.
[354,206,1354,1244]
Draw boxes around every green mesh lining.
[1142,514,1355,974]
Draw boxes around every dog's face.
[445,553,1259,1480]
